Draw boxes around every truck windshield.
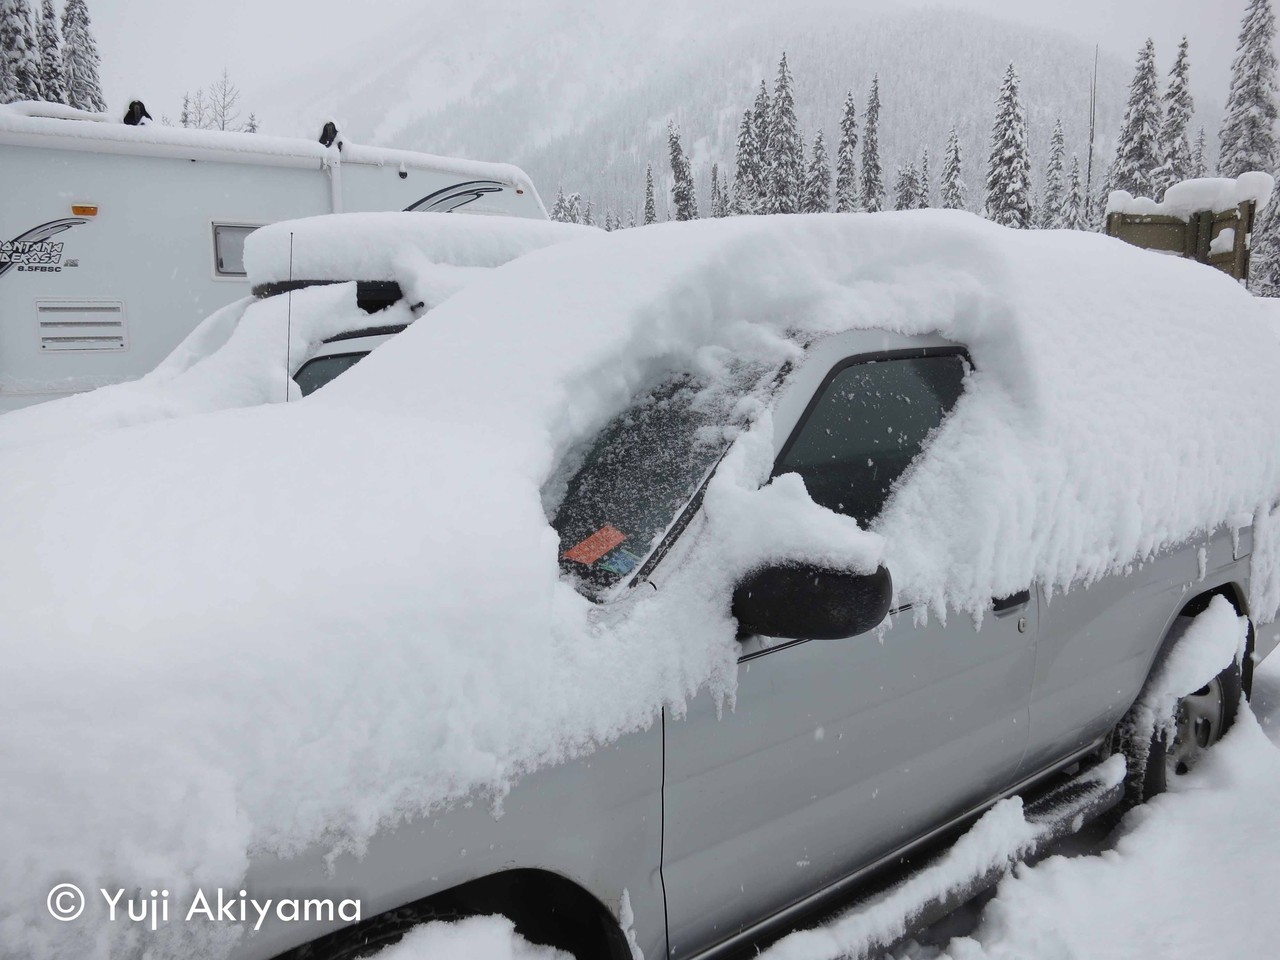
[294,353,369,397]
[549,363,782,600]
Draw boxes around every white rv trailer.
[0,101,548,412]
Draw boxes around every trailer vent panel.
[37,300,127,352]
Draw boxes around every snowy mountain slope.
[281,0,1223,218]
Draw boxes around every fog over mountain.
[282,0,1223,218]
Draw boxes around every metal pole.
[1085,44,1098,225]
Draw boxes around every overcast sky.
[92,0,1248,128]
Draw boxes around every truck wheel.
[1122,658,1242,803]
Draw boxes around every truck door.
[660,350,1037,957]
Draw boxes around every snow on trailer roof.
[245,212,601,288]
[0,101,536,184]
[3,212,1280,960]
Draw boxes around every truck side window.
[774,352,967,526]
[212,224,259,277]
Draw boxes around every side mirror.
[732,563,892,641]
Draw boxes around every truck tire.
[1121,657,1242,803]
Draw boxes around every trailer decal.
[403,180,507,213]
[0,218,88,279]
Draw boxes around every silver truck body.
[232,328,1257,960]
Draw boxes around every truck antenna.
[286,232,294,403]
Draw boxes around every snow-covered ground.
[899,646,1280,960]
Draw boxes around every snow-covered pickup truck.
[2,212,1279,960]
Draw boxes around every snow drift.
[3,212,1280,960]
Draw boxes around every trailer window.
[213,224,259,277]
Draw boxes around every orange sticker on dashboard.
[564,525,627,565]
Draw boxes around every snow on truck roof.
[3,211,1280,960]
[0,101,537,187]
[245,212,600,287]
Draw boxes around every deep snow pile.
[4,212,1280,959]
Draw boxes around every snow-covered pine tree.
[1190,127,1208,178]
[643,164,658,225]
[565,193,583,225]
[765,53,803,214]
[1,0,42,101]
[37,0,61,103]
[801,130,832,213]
[0,50,13,105]
[1109,39,1163,198]
[917,149,931,208]
[668,121,698,220]
[940,127,966,210]
[732,108,758,214]
[1039,119,1066,228]
[627,209,636,229]
[550,187,569,222]
[894,162,921,210]
[714,163,730,217]
[834,91,858,212]
[1154,36,1195,194]
[60,0,104,111]
[1219,0,1279,177]
[709,162,722,219]
[582,199,595,227]
[752,79,771,203]
[1091,179,1111,230]
[1063,155,1085,229]
[0,27,14,103]
[861,75,884,212]
[1249,206,1280,295]
[984,63,1033,228]
[244,113,258,133]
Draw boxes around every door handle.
[992,589,1031,615]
